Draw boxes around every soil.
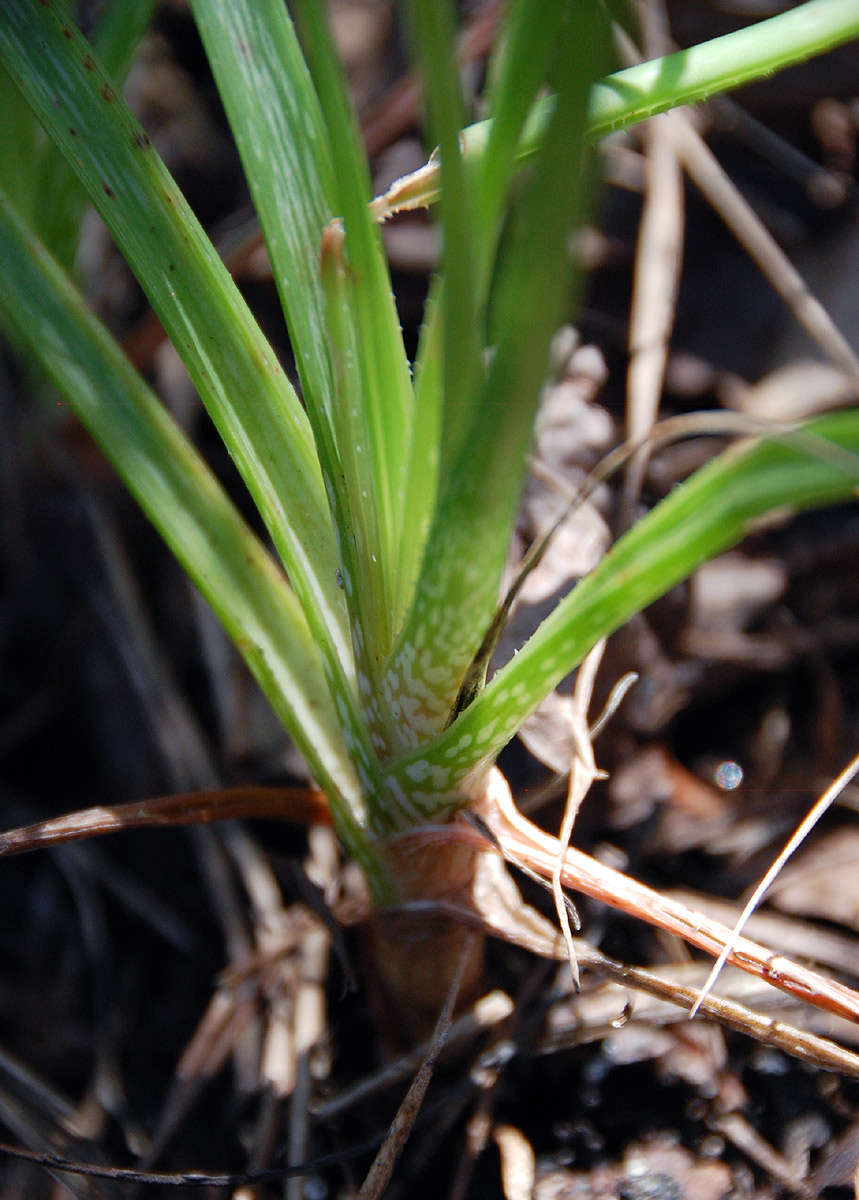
[1,3,859,1197]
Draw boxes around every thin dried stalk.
[668,110,859,385]
[613,20,859,386]
[691,749,859,1016]
[552,640,606,989]
[476,768,859,1025]
[357,933,478,1200]
[0,787,330,857]
[621,0,685,527]
[570,948,859,1078]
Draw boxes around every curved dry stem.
[0,787,331,856]
[690,749,859,1017]
[476,768,859,1026]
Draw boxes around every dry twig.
[691,749,859,1017]
[357,933,478,1200]
[620,0,685,527]
[552,640,606,990]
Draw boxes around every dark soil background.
[1,2,859,1197]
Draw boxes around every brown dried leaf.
[688,552,786,633]
[535,1137,733,1200]
[517,692,579,776]
[609,745,735,852]
[535,376,614,476]
[517,483,609,606]
[727,358,858,422]
[767,828,859,930]
[328,0,394,112]
[622,1139,733,1200]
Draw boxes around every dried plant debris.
[534,1136,733,1200]
[765,827,859,931]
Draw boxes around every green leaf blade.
[293,0,415,647]
[409,0,483,475]
[392,414,859,796]
[383,1,610,749]
[397,285,443,620]
[188,0,337,438]
[403,0,859,220]
[588,0,859,140]
[473,0,569,303]
[0,0,352,683]
[0,186,394,886]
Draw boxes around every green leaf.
[587,0,859,139]
[389,0,859,218]
[30,0,159,269]
[390,413,859,800]
[0,187,390,893]
[186,0,395,795]
[188,0,336,452]
[0,0,359,727]
[0,64,41,222]
[397,284,443,620]
[292,0,415,645]
[318,225,395,697]
[382,1,609,750]
[408,0,482,476]
[91,0,159,83]
[472,0,569,305]
[400,0,568,614]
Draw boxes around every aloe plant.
[1,0,858,913]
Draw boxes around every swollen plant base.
[361,836,488,1048]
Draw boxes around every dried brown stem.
[0,787,330,857]
[570,949,859,1078]
[475,768,859,1027]
[621,0,684,528]
[357,933,478,1200]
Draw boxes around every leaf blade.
[383,1,609,747]
[408,0,482,475]
[292,0,415,645]
[0,0,351,683]
[0,187,390,886]
[391,413,859,799]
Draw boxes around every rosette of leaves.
[0,0,857,911]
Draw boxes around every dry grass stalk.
[691,749,859,1016]
[473,767,859,1025]
[551,639,607,990]
[621,0,685,527]
[357,932,478,1200]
